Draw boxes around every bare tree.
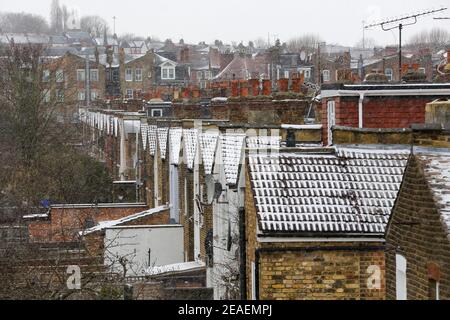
[253,37,268,49]
[50,0,63,34]
[407,27,450,50]
[80,16,109,38]
[287,33,322,54]
[354,37,377,49]
[0,12,50,34]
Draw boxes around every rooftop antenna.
[433,17,450,20]
[113,16,117,35]
[365,7,447,81]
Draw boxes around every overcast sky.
[2,0,449,46]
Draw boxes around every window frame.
[323,69,331,82]
[135,68,143,82]
[125,68,133,82]
[151,109,163,118]
[55,69,64,83]
[42,69,50,82]
[76,69,85,82]
[90,69,99,82]
[126,89,134,99]
[385,68,393,81]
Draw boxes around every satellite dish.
[300,51,306,62]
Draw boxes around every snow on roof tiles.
[147,125,158,156]
[140,123,149,151]
[200,132,219,175]
[247,136,281,149]
[169,127,183,165]
[221,133,246,185]
[248,148,409,236]
[418,153,450,237]
[183,129,198,170]
[157,127,169,159]
[80,205,169,236]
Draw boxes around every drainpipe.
[239,207,247,300]
[358,92,365,129]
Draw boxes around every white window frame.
[90,90,98,101]
[43,89,51,103]
[204,71,212,80]
[327,100,336,146]
[56,89,64,102]
[76,69,85,82]
[197,71,203,80]
[135,68,143,82]
[125,89,133,99]
[151,109,163,117]
[55,69,64,83]
[396,254,407,300]
[323,69,330,82]
[125,68,133,82]
[284,70,290,79]
[42,69,50,82]
[161,64,176,80]
[78,90,86,101]
[90,69,99,82]
[385,68,393,81]
[418,67,426,74]
[299,68,311,79]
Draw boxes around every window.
[151,109,163,117]
[162,65,176,80]
[56,89,64,102]
[91,90,98,101]
[284,70,290,79]
[419,67,426,74]
[323,70,330,82]
[135,68,143,82]
[90,69,99,82]
[77,69,85,82]
[125,68,133,82]
[197,71,203,80]
[42,69,50,82]
[396,254,407,300]
[43,89,51,103]
[78,91,85,101]
[385,68,393,81]
[55,69,64,83]
[204,71,212,80]
[299,68,311,79]
[200,81,207,89]
[126,89,133,99]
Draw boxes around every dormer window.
[161,62,176,80]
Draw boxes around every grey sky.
[2,0,449,46]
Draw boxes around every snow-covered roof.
[140,123,149,151]
[157,128,169,160]
[248,147,410,237]
[148,125,158,156]
[183,129,198,170]
[417,152,450,237]
[81,205,169,236]
[200,132,219,175]
[169,128,183,165]
[247,136,281,149]
[221,133,246,185]
[146,261,205,276]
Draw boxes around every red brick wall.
[28,205,148,243]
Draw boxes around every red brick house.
[320,83,450,145]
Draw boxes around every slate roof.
[248,147,409,237]
[147,125,158,156]
[247,136,281,149]
[138,123,148,151]
[157,128,169,160]
[200,132,219,175]
[418,152,450,237]
[169,128,183,165]
[183,129,198,170]
[221,133,246,185]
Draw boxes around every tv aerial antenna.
[365,7,447,81]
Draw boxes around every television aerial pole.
[365,7,447,81]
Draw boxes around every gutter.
[254,244,385,300]
[359,92,365,129]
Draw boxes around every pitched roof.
[183,129,198,170]
[221,133,246,185]
[247,136,281,149]
[140,123,149,151]
[148,125,158,156]
[248,147,409,237]
[157,128,169,160]
[200,132,219,175]
[417,152,450,237]
[169,127,183,165]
